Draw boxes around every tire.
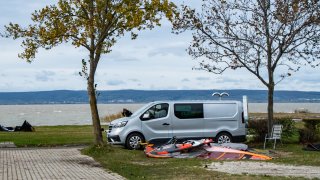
[125,133,145,150]
[216,132,232,144]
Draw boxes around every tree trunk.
[267,84,274,136]
[87,53,103,145]
[87,78,103,145]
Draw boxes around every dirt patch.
[208,161,320,179]
[77,159,103,168]
[268,150,294,158]
[62,157,102,167]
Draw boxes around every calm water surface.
[0,103,319,126]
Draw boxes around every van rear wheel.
[126,133,145,150]
[216,133,232,144]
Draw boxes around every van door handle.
[162,123,170,126]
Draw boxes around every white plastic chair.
[264,124,283,149]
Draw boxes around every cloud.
[196,77,210,81]
[293,75,319,83]
[215,77,242,83]
[129,78,140,82]
[0,82,12,91]
[109,57,140,62]
[1,1,320,92]
[115,58,139,62]
[148,46,187,57]
[73,71,81,77]
[107,52,140,62]
[107,80,126,86]
[35,70,56,82]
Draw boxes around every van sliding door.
[172,103,204,139]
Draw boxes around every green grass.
[271,144,320,166]
[0,125,107,147]
[82,143,320,180]
[82,145,285,180]
[84,119,320,180]
[248,142,320,167]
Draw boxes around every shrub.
[248,117,297,143]
[274,117,297,140]
[299,119,320,143]
[101,112,123,122]
[248,119,268,142]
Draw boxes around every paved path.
[0,147,124,180]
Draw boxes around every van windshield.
[130,102,153,117]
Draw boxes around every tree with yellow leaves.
[5,0,176,145]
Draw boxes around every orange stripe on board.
[217,152,226,160]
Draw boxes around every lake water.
[0,103,319,126]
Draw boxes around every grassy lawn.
[1,124,319,179]
[271,144,320,166]
[84,115,319,180]
[82,143,320,180]
[248,142,320,166]
[0,125,107,147]
[82,145,287,180]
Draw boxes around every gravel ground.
[208,161,320,179]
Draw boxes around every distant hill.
[0,89,319,105]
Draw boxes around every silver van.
[107,99,248,149]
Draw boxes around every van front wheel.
[216,133,232,144]
[126,133,145,150]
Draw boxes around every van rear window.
[174,104,204,119]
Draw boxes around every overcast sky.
[0,1,319,92]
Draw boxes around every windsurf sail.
[144,138,271,160]
[201,145,272,160]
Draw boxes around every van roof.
[151,100,241,104]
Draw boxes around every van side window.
[174,103,204,119]
[140,103,169,121]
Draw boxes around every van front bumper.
[106,125,126,145]
[107,135,124,145]
[106,129,126,145]
[107,135,121,143]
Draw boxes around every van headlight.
[113,121,128,128]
